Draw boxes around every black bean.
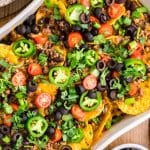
[7,94,15,102]
[91,28,98,36]
[58,20,70,33]
[108,60,117,70]
[147,67,150,73]
[38,17,46,25]
[72,25,81,31]
[115,63,124,71]
[130,1,138,11]
[59,145,72,150]
[100,13,109,24]
[0,125,10,135]
[76,85,86,94]
[47,127,55,137]
[0,133,3,139]
[31,25,40,34]
[25,25,31,35]
[108,90,118,100]
[22,114,28,122]
[25,14,35,26]
[125,0,131,10]
[83,32,94,42]
[126,25,137,35]
[16,25,26,35]
[60,34,66,41]
[105,0,115,6]
[0,65,5,71]
[80,13,90,24]
[125,77,133,83]
[27,80,37,92]
[80,44,89,50]
[106,72,112,82]
[88,91,97,99]
[93,8,102,19]
[115,0,126,4]
[97,82,107,92]
[97,60,106,72]
[12,133,23,143]
[0,96,3,102]
[59,107,68,115]
[54,111,62,121]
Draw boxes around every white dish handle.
[0,0,44,40]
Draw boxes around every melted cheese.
[0,44,19,64]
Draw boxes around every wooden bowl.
[0,0,32,19]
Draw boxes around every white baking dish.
[0,0,150,149]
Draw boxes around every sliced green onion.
[125,97,135,105]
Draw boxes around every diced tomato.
[80,0,90,8]
[35,93,51,108]
[99,24,113,37]
[52,129,62,143]
[130,49,143,59]
[71,104,85,121]
[12,71,26,86]
[68,32,83,48]
[90,16,99,23]
[3,114,12,127]
[129,42,143,59]
[128,83,138,96]
[33,36,48,45]
[83,74,97,90]
[100,53,111,63]
[10,103,19,112]
[108,3,122,19]
[28,63,42,76]
[112,71,120,78]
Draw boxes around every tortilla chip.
[92,103,112,144]
[84,103,104,121]
[116,80,150,115]
[69,123,93,150]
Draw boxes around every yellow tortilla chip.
[93,103,112,144]
[69,123,93,150]
[0,44,19,64]
[84,103,104,121]
[116,80,150,115]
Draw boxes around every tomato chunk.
[12,71,26,86]
[99,24,113,37]
[3,114,12,127]
[80,0,90,8]
[71,104,85,121]
[108,3,122,19]
[68,32,83,48]
[52,129,62,143]
[83,74,97,90]
[28,63,42,76]
[33,36,48,45]
[35,93,51,108]
[128,83,138,96]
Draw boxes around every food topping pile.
[0,0,150,149]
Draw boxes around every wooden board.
[0,0,31,19]
[105,120,150,150]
